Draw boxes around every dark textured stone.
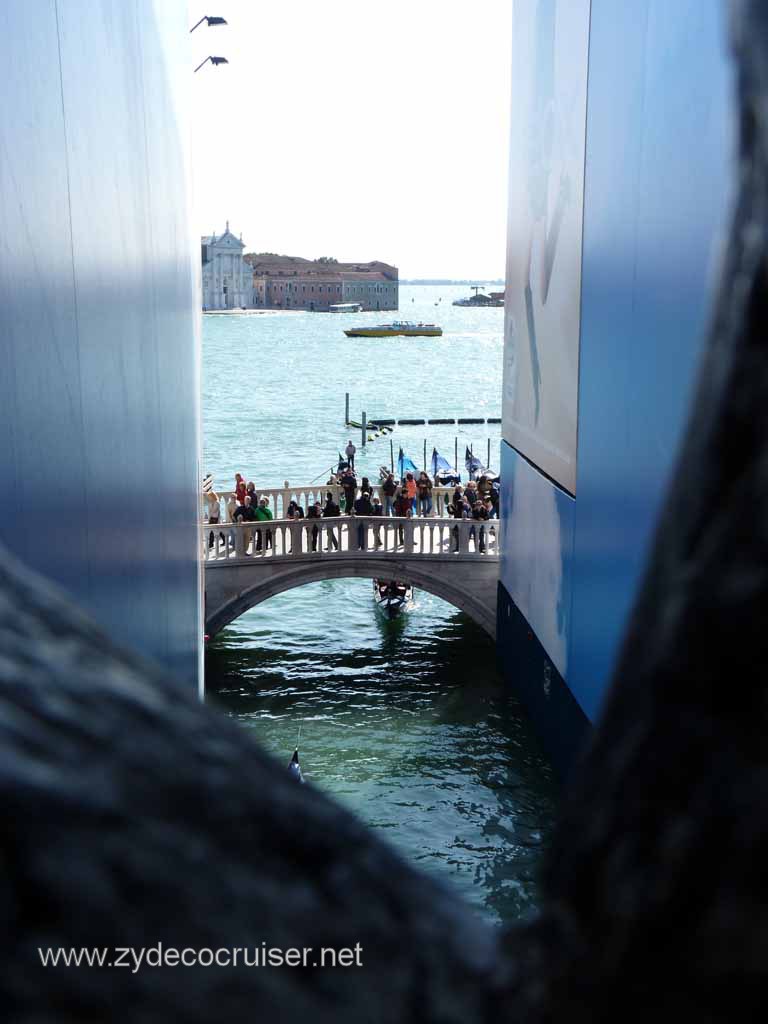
[0,540,527,1021]
[0,548,509,1021]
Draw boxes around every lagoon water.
[203,284,558,925]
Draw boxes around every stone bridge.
[203,516,500,638]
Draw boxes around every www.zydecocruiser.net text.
[38,944,364,972]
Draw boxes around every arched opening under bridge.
[204,559,498,640]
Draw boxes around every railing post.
[288,521,301,556]
[234,524,246,558]
[404,519,415,555]
[458,520,469,555]
[360,516,368,552]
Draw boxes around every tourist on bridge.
[345,439,356,470]
[393,487,412,546]
[307,501,322,552]
[233,495,256,556]
[246,481,257,503]
[233,494,255,523]
[205,491,222,550]
[465,480,480,508]
[371,494,384,549]
[471,500,489,553]
[206,492,221,526]
[417,471,433,517]
[447,490,468,551]
[341,466,357,514]
[404,472,417,513]
[353,490,373,550]
[286,500,304,520]
[322,491,340,550]
[490,479,500,517]
[361,475,373,497]
[382,472,396,516]
[254,497,273,552]
[477,474,491,500]
[234,473,246,505]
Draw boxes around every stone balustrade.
[202,515,498,564]
[203,483,472,521]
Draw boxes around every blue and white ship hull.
[498,0,734,776]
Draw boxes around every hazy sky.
[189,0,512,278]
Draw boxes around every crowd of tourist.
[203,468,499,554]
[327,466,500,523]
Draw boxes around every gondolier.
[373,579,414,620]
[345,439,356,470]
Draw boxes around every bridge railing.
[203,484,466,521]
[201,515,498,563]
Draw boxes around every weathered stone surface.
[0,549,506,1022]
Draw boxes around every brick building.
[246,255,398,311]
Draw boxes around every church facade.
[201,223,253,309]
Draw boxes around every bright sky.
[189,0,512,279]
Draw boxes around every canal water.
[203,284,558,926]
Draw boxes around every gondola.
[397,448,418,478]
[380,448,419,482]
[431,447,461,487]
[465,446,487,481]
[373,579,414,620]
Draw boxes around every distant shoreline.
[400,279,504,286]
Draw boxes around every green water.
[203,284,558,925]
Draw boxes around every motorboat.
[344,321,442,338]
[373,579,414,620]
[452,287,504,307]
[452,295,504,307]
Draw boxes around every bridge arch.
[204,559,497,639]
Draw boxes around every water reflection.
[205,579,558,925]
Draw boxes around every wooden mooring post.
[361,412,367,447]
[345,392,350,425]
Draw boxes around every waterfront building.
[202,223,253,310]
[247,255,398,311]
[497,0,733,775]
[0,0,201,690]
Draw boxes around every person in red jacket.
[234,473,246,505]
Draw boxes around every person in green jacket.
[254,497,273,552]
